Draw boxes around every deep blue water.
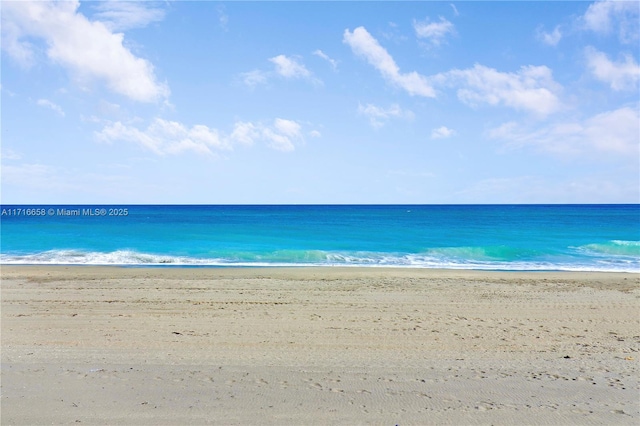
[1,205,638,271]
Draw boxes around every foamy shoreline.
[2,266,638,424]
[1,264,638,276]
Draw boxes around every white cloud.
[262,130,294,152]
[582,107,640,155]
[274,118,302,138]
[1,19,35,68]
[36,98,65,117]
[308,130,322,138]
[96,119,227,156]
[343,27,562,117]
[585,46,640,91]
[488,106,640,157]
[413,16,455,47]
[450,4,459,17]
[263,118,303,152]
[269,55,311,79]
[343,26,436,97]
[313,49,338,70]
[435,64,562,117]
[240,70,268,88]
[96,118,310,155]
[357,103,414,128]
[92,1,165,32]
[582,0,639,43]
[431,126,456,139]
[1,1,169,103]
[229,121,259,146]
[242,55,319,86]
[229,118,308,152]
[537,26,562,46]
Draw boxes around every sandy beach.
[1,266,638,425]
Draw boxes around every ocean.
[1,205,638,272]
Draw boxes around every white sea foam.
[1,248,638,272]
[0,250,217,265]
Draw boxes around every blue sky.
[1,1,638,204]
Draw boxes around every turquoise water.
[1,205,638,271]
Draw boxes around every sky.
[1,0,639,204]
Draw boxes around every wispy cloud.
[240,70,268,88]
[581,0,639,43]
[413,16,455,47]
[217,4,229,31]
[488,106,640,158]
[230,118,309,152]
[269,55,312,79]
[0,162,84,194]
[434,64,562,117]
[96,119,227,156]
[0,160,161,202]
[0,148,22,161]
[1,1,169,103]
[585,46,640,91]
[262,118,303,152]
[37,98,65,117]
[1,18,35,68]
[229,121,259,146]
[358,103,414,128]
[313,49,338,70]
[92,1,165,32]
[457,175,639,204]
[431,126,456,139]
[241,54,320,87]
[96,118,314,155]
[343,26,561,118]
[343,27,436,98]
[228,118,311,152]
[536,25,562,46]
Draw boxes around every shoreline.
[3,263,638,273]
[2,263,638,274]
[2,265,638,424]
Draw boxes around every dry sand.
[1,266,638,425]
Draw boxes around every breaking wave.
[576,240,640,257]
[1,246,638,272]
